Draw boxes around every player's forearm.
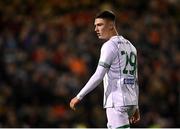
[76,66,107,100]
[76,74,102,100]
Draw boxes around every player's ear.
[108,22,114,30]
[109,23,114,30]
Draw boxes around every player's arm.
[70,42,115,110]
[70,65,108,110]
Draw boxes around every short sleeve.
[98,42,115,68]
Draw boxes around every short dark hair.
[95,10,116,22]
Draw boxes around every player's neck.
[109,29,119,39]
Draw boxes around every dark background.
[0,0,179,128]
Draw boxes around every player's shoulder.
[103,36,120,47]
[119,36,131,44]
[110,35,123,43]
[101,39,112,47]
[121,36,137,51]
[101,36,124,53]
[101,39,115,52]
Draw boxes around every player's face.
[94,18,112,40]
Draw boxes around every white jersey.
[98,36,139,108]
[76,35,139,108]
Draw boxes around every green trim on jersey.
[117,124,130,128]
[98,61,110,68]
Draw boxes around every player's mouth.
[97,33,101,36]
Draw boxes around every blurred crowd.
[0,0,179,128]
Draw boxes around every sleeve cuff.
[76,94,83,100]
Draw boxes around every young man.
[70,10,140,128]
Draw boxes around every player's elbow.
[92,66,107,82]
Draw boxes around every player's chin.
[98,36,105,39]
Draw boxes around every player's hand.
[70,97,80,111]
[129,108,140,124]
